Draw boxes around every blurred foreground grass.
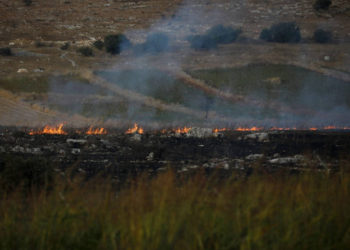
[0,163,350,250]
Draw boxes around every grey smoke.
[45,0,350,128]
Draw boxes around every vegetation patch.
[0,76,49,93]
[60,42,70,50]
[77,46,94,57]
[104,34,131,55]
[260,22,301,43]
[314,0,332,10]
[0,169,349,249]
[23,0,32,6]
[98,69,216,112]
[93,40,104,50]
[188,25,242,50]
[188,64,350,110]
[313,29,332,43]
[0,47,12,56]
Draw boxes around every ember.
[29,123,67,135]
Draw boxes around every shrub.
[188,25,241,50]
[77,46,93,57]
[60,42,70,50]
[206,24,242,44]
[23,0,32,6]
[259,22,301,43]
[260,28,271,42]
[314,0,332,10]
[93,40,104,50]
[313,29,332,43]
[0,47,12,56]
[104,34,131,55]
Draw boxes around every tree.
[260,22,301,43]
[104,34,131,55]
[314,29,332,43]
[314,0,332,10]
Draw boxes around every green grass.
[99,70,215,111]
[0,164,350,249]
[0,76,50,93]
[98,66,350,122]
[189,64,350,109]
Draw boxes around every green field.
[2,65,350,124]
[189,64,350,109]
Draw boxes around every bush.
[314,0,332,10]
[23,0,32,6]
[104,34,131,55]
[77,46,93,57]
[260,28,271,42]
[188,25,241,50]
[0,47,12,56]
[313,29,332,43]
[93,40,104,50]
[60,42,70,50]
[259,22,301,43]
[206,25,242,44]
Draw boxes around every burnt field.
[1,127,350,180]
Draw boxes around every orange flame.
[213,128,228,133]
[323,126,336,130]
[174,127,191,134]
[86,126,107,135]
[27,124,350,136]
[235,127,263,132]
[29,123,67,135]
[125,123,144,134]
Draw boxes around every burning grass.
[28,124,107,135]
[28,123,67,135]
[125,123,144,134]
[0,168,349,249]
[27,123,350,136]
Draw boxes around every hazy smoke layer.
[46,0,350,128]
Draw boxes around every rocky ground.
[1,128,349,180]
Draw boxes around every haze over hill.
[0,0,349,127]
